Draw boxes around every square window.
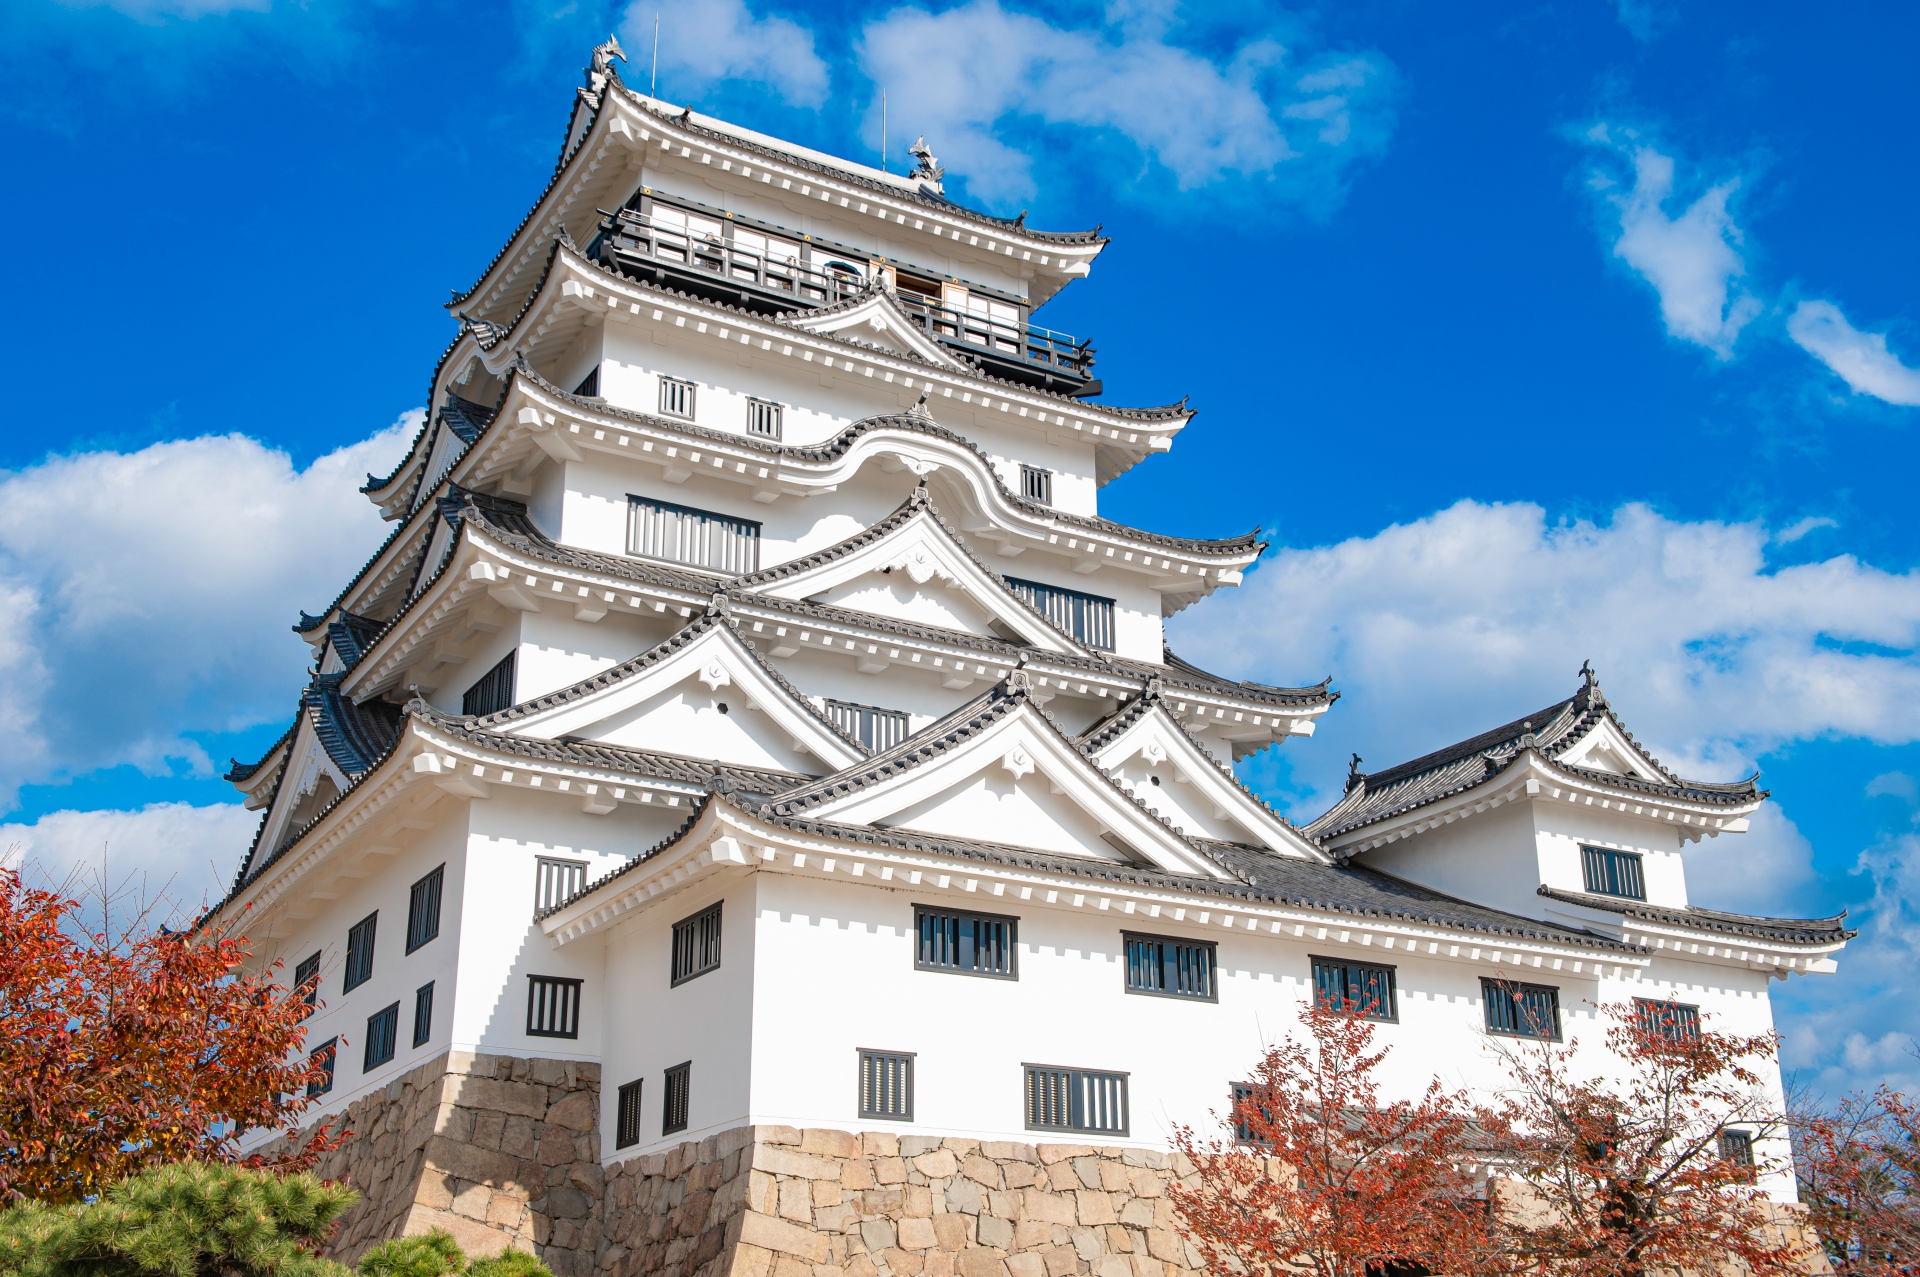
[1020,465,1053,506]
[616,1079,644,1150]
[663,1062,691,1136]
[1123,933,1217,1001]
[1634,997,1701,1041]
[343,912,377,993]
[527,975,582,1038]
[413,982,435,1048]
[858,1050,915,1122]
[915,906,1017,979]
[364,1002,399,1071]
[1482,978,1562,1040]
[628,496,761,574]
[1003,577,1115,651]
[671,903,723,986]
[307,1038,338,1098]
[536,857,588,914]
[1024,1064,1127,1136]
[659,376,697,420]
[406,865,444,953]
[1720,1129,1755,1168]
[1582,846,1646,900]
[824,699,910,752]
[746,399,783,440]
[1311,956,1397,1021]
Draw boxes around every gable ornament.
[698,659,731,692]
[1001,743,1036,780]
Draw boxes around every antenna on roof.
[882,88,887,173]
[650,14,660,96]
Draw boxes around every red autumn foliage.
[1169,997,1496,1277]
[1796,1084,1920,1275]
[0,865,344,1204]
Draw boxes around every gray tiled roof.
[1535,887,1854,945]
[304,674,404,778]
[1073,692,1301,836]
[327,611,383,671]
[441,393,497,445]
[1305,671,1762,843]
[225,719,295,784]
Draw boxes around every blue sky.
[2,0,1917,1096]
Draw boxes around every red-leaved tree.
[0,865,343,1203]
[1797,1085,1920,1274]
[1170,997,1495,1277]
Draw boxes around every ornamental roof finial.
[587,35,625,94]
[1345,753,1364,792]
[908,137,945,194]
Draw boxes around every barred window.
[1311,956,1398,1022]
[413,982,434,1048]
[1635,997,1701,1041]
[1020,464,1052,505]
[308,1038,338,1098]
[663,1062,691,1135]
[1025,1065,1128,1136]
[536,857,588,914]
[463,652,516,717]
[1582,846,1646,900]
[1230,1082,1270,1145]
[616,1079,643,1150]
[343,912,377,993]
[1720,1129,1755,1168]
[916,906,1017,979]
[858,1050,915,1122]
[527,975,582,1038]
[659,376,697,419]
[406,865,444,953]
[364,1002,399,1071]
[574,367,601,397]
[1004,576,1115,650]
[671,903,723,986]
[825,699,910,752]
[1124,933,1216,1001]
[294,951,322,1010]
[1483,978,1561,1040]
[746,399,783,439]
[628,496,761,574]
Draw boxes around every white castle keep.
[213,42,1848,1275]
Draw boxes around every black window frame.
[915,905,1018,980]
[1003,576,1115,651]
[535,856,588,914]
[343,912,377,993]
[1310,955,1399,1022]
[574,367,601,397]
[463,651,516,718]
[294,951,322,1010]
[659,375,697,419]
[1634,997,1701,1041]
[627,494,762,573]
[413,981,435,1048]
[364,1001,400,1071]
[1123,932,1218,1002]
[527,974,583,1039]
[1582,845,1647,900]
[1230,1081,1273,1146]
[1719,1129,1756,1168]
[406,864,445,953]
[1020,464,1053,505]
[663,1061,691,1135]
[307,1038,338,1098]
[1482,978,1563,1041]
[745,398,783,440]
[671,902,724,986]
[825,698,911,752]
[858,1049,915,1122]
[616,1079,644,1149]
[1024,1064,1129,1137]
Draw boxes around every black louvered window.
[1635,997,1701,1041]
[343,912,377,992]
[1020,464,1052,505]
[1124,933,1216,1001]
[1025,1065,1128,1136]
[536,857,588,913]
[364,1002,399,1070]
[1230,1082,1271,1145]
[746,398,782,439]
[1004,576,1114,650]
[916,906,1017,979]
[307,1038,337,1098]
[1483,978,1562,1040]
[527,975,582,1038]
[413,982,434,1048]
[629,496,760,573]
[1582,846,1645,900]
[294,951,322,1010]
[859,1050,914,1121]
[574,367,600,397]
[671,903,723,985]
[463,652,516,717]
[663,1062,691,1135]
[1720,1129,1755,1167]
[616,1079,644,1149]
[1312,956,1397,1021]
[825,699,910,752]
[406,865,444,953]
[659,376,697,418]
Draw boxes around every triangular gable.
[772,679,1235,881]
[479,617,866,774]
[739,492,1081,654]
[1553,712,1668,782]
[1082,700,1322,859]
[781,289,965,368]
[254,713,353,864]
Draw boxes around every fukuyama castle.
[213,41,1850,1275]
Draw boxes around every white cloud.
[0,416,415,810]
[1787,299,1920,407]
[628,0,829,108]
[1583,128,1760,359]
[1,802,258,925]
[856,0,1396,206]
[1679,801,1816,915]
[1613,0,1672,42]
[52,0,269,21]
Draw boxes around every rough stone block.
[802,1129,860,1159]
[859,1219,898,1252]
[488,1196,526,1230]
[425,1136,521,1189]
[1019,1192,1077,1227]
[740,1212,830,1263]
[1144,1231,1181,1263]
[546,1091,597,1132]
[1127,1257,1161,1277]
[900,1137,943,1158]
[931,1214,973,1252]
[1070,1161,1103,1192]
[1074,1194,1115,1228]
[780,1179,814,1224]
[1004,1255,1045,1277]
[903,1186,933,1218]
[451,1181,493,1221]
[1093,1258,1131,1277]
[956,1251,1008,1277]
[1069,1230,1104,1263]
[448,1076,549,1120]
[881,1248,926,1277]
[912,1150,958,1180]
[840,1161,876,1191]
[757,1126,805,1147]
[812,1180,844,1208]
[1035,1146,1093,1165]
[1117,1202,1155,1230]
[1001,1164,1039,1190]
[755,1146,844,1181]
[860,1132,900,1158]
[727,1244,775,1277]
[945,1179,983,1216]
[960,1157,1000,1189]
[1097,1164,1129,1193]
[976,1216,1013,1250]
[897,1217,938,1250]
[874,1158,908,1186]
[1124,1170,1161,1200]
[1040,1246,1079,1277]
[416,1172,456,1211]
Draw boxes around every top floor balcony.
[589,204,1098,397]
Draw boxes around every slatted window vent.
[1124,933,1217,1001]
[1720,1130,1755,1167]
[746,398,783,439]
[1582,846,1645,900]
[308,1039,337,1098]
[1312,956,1398,1022]
[1635,998,1701,1041]
[659,376,697,419]
[343,912,377,993]
[463,652,516,718]
[663,1062,691,1135]
[536,857,588,914]
[406,864,444,953]
[527,975,582,1039]
[364,1002,399,1071]
[1025,1065,1128,1136]
[413,982,435,1048]
[826,699,910,752]
[1020,465,1052,506]
[616,1079,644,1150]
[629,496,761,573]
[915,905,1017,979]
[1004,576,1115,651]
[672,903,723,986]
[1483,978,1562,1041]
[574,367,601,397]
[858,1050,915,1122]
[1230,1083,1270,1146]
[294,951,322,1011]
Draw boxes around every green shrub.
[357,1230,465,1277]
[466,1251,553,1277]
